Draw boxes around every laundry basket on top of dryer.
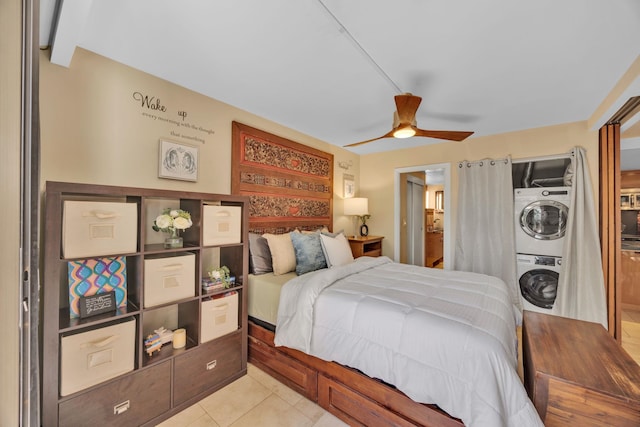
[514,186,571,257]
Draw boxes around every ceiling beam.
[588,55,640,131]
[50,0,93,67]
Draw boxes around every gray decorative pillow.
[290,231,327,275]
[248,233,273,275]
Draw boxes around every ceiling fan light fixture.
[393,126,416,139]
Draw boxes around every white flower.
[173,216,191,230]
[155,214,172,229]
[154,208,192,234]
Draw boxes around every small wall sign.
[79,291,117,318]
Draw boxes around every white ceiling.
[40,0,640,155]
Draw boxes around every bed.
[231,122,542,426]
[248,254,542,426]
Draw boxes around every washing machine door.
[519,200,568,240]
[519,269,559,308]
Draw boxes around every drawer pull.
[206,360,217,371]
[84,210,120,220]
[114,400,130,415]
[159,263,183,272]
[210,304,228,311]
[80,334,119,349]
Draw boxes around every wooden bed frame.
[230,122,464,425]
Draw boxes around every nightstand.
[348,235,384,258]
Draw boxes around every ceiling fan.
[344,93,474,147]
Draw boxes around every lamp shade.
[344,197,368,216]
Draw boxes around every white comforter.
[275,256,543,427]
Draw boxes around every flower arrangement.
[206,265,233,288]
[152,208,193,235]
[153,208,192,248]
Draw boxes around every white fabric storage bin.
[144,253,195,307]
[202,205,242,246]
[63,201,137,259]
[200,292,238,343]
[60,318,136,396]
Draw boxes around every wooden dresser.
[523,311,640,426]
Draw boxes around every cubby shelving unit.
[42,181,249,426]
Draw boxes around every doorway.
[600,98,640,365]
[395,163,452,269]
[620,142,640,364]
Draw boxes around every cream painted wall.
[39,48,359,233]
[360,121,599,259]
[0,0,22,424]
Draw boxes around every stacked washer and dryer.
[514,186,571,313]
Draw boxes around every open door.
[600,123,621,340]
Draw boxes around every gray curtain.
[454,157,522,315]
[553,147,608,328]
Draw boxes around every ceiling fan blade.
[413,128,474,141]
[344,130,395,147]
[395,93,422,125]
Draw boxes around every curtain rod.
[511,150,574,165]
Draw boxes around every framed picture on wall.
[158,139,198,182]
[344,174,355,198]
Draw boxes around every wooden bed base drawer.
[318,374,417,427]
[247,320,462,427]
[248,334,318,400]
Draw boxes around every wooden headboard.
[231,122,333,234]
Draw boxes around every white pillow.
[319,232,354,267]
[262,232,297,275]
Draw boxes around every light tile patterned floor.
[156,364,348,427]
[622,309,640,365]
[158,311,640,426]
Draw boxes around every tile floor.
[622,308,640,365]
[156,364,348,427]
[158,310,640,426]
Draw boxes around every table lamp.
[344,197,370,237]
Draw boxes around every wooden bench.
[523,311,640,426]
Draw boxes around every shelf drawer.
[60,318,136,397]
[59,361,171,427]
[62,200,138,259]
[203,205,242,246]
[144,253,195,308]
[173,332,242,406]
[201,292,239,343]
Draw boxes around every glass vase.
[164,228,183,249]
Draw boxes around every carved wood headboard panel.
[231,122,333,234]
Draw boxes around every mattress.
[247,272,296,326]
[275,256,542,427]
